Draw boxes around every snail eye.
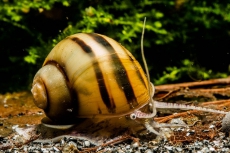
[130,113,136,120]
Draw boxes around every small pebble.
[84,140,90,147]
[170,118,186,125]
[176,147,183,152]
[132,142,139,148]
[164,145,173,150]
[126,144,130,149]
[209,147,215,151]
[222,148,230,152]
[201,147,209,152]
[12,125,19,130]
[209,124,215,129]
[53,146,60,151]
[117,149,125,153]
[144,149,153,153]
[60,139,65,146]
[203,139,209,145]
[175,127,185,132]
[41,148,49,153]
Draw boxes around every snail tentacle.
[154,101,227,114]
[130,100,227,119]
[144,119,160,135]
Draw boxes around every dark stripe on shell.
[70,36,116,113]
[89,33,138,109]
[44,60,69,82]
[71,37,92,53]
[121,46,148,89]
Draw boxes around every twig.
[154,110,199,123]
[155,77,230,92]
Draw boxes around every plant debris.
[1,77,230,152]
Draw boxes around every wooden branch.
[155,77,230,92]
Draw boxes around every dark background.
[0,0,229,93]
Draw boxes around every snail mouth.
[31,78,48,110]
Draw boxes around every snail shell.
[31,33,154,124]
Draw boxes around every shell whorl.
[31,64,73,122]
[31,77,47,110]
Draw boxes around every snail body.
[32,33,154,123]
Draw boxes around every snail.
[31,32,228,135]
[31,33,155,124]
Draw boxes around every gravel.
[1,132,230,153]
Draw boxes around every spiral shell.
[31,33,153,123]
